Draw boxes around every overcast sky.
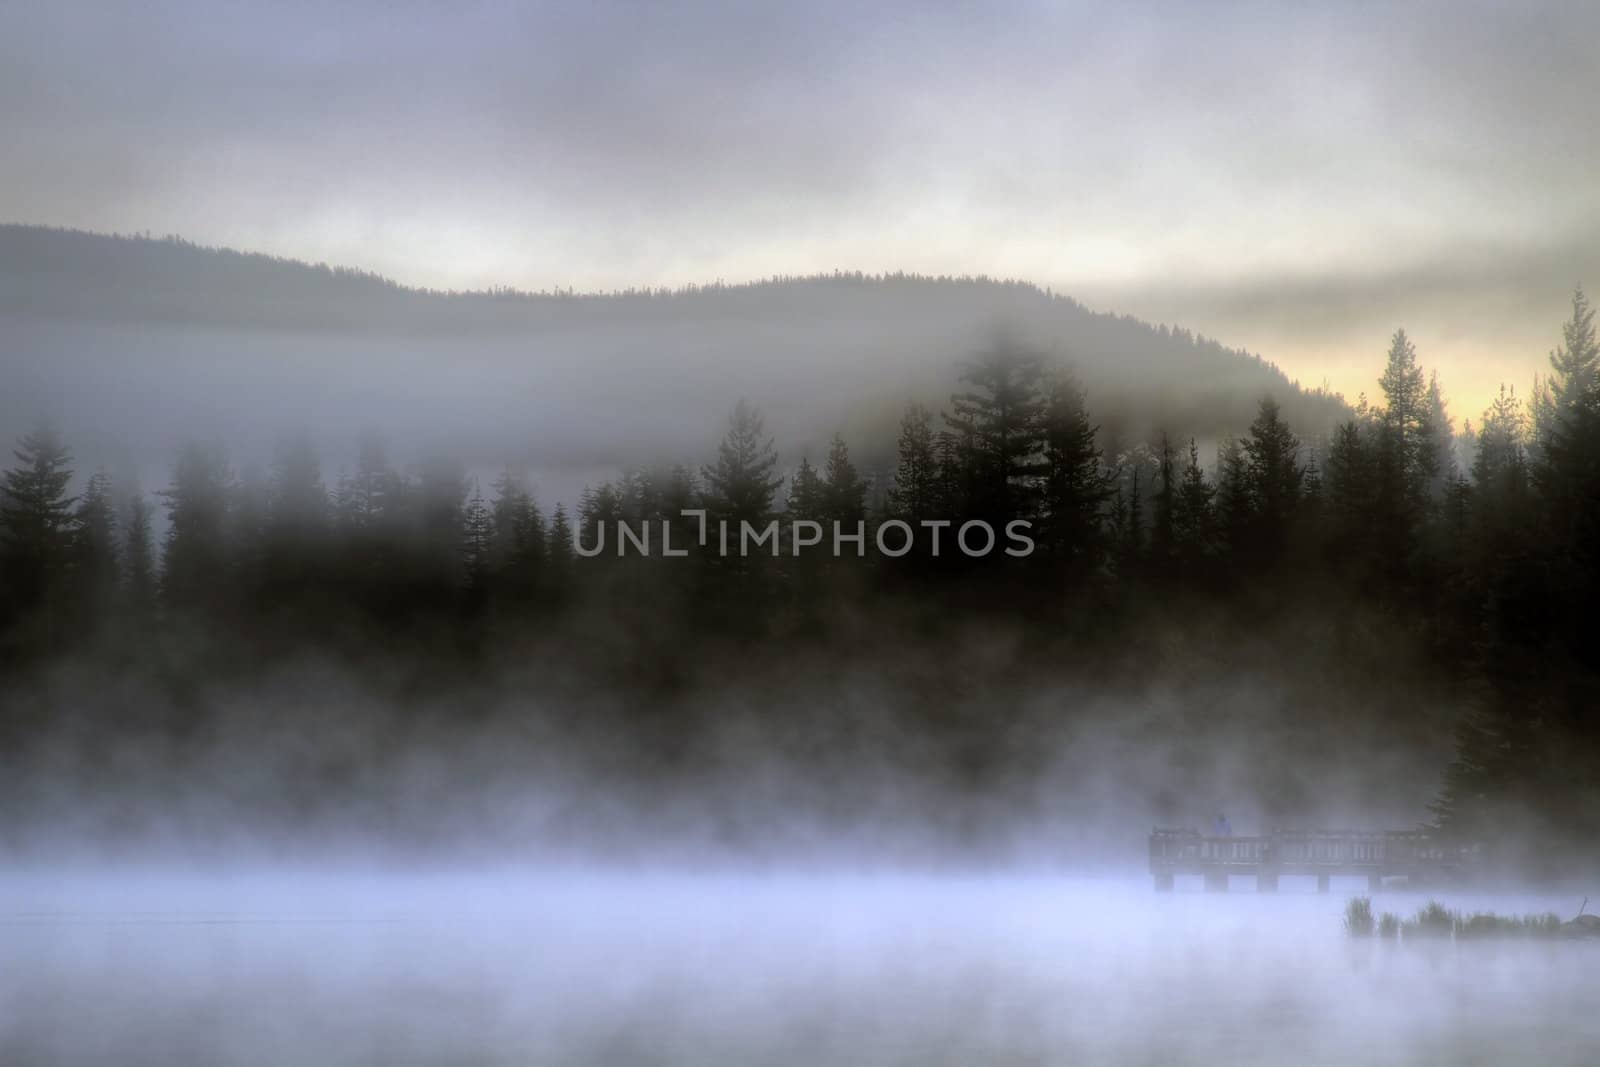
[3,0,1596,417]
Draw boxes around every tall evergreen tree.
[786,457,826,522]
[1116,467,1144,571]
[1535,288,1600,556]
[338,432,404,534]
[1376,329,1438,532]
[263,434,328,598]
[159,443,233,613]
[0,429,77,623]
[1425,371,1457,498]
[1172,438,1215,565]
[547,502,576,591]
[1213,436,1252,559]
[1037,370,1108,568]
[578,482,623,551]
[932,429,974,518]
[702,399,784,526]
[1322,420,1377,577]
[489,468,546,599]
[122,492,156,616]
[414,455,468,599]
[822,433,867,524]
[944,335,1046,524]
[71,468,119,612]
[887,403,939,520]
[1150,433,1177,565]
[1472,386,1529,502]
[462,480,492,596]
[1241,397,1306,559]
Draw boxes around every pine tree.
[887,402,938,520]
[1213,436,1252,559]
[822,433,867,524]
[159,443,233,612]
[1544,289,1600,429]
[0,428,77,620]
[1472,386,1528,502]
[338,431,402,533]
[1118,467,1144,570]
[1172,437,1215,564]
[932,429,974,518]
[1242,397,1305,558]
[1150,433,1177,565]
[263,434,328,597]
[1527,372,1556,470]
[1376,329,1438,531]
[1425,371,1456,498]
[578,482,622,552]
[658,465,698,520]
[1322,420,1377,576]
[489,468,546,598]
[548,503,575,572]
[702,399,784,525]
[943,334,1046,525]
[462,480,492,594]
[1535,289,1600,552]
[1037,370,1108,567]
[122,492,156,615]
[414,455,467,599]
[71,468,119,611]
[786,456,826,522]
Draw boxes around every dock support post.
[1368,874,1382,892]
[1317,874,1330,894]
[1204,872,1228,893]
[1256,872,1279,893]
[1154,873,1174,892]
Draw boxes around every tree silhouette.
[887,403,939,522]
[944,334,1046,526]
[786,456,825,522]
[702,399,784,526]
[821,433,867,525]
[1172,437,1215,566]
[71,468,119,615]
[0,429,76,633]
[121,492,156,617]
[159,443,232,613]
[1242,397,1306,559]
[1037,369,1108,570]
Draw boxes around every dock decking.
[1148,827,1475,892]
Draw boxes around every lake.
[4,870,1597,1065]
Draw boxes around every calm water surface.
[3,871,1597,1065]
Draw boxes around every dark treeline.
[2,292,1597,865]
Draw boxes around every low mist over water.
[6,1,1600,1062]
[7,871,1599,1066]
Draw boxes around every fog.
[7,870,1599,1066]
[0,228,1348,514]
[6,0,1600,1058]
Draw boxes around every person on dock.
[1213,813,1233,837]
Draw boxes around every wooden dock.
[1148,827,1476,892]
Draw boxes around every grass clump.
[1455,911,1563,939]
[1344,896,1374,938]
[1346,899,1568,941]
[1401,900,1458,939]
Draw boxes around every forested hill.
[0,224,1349,454]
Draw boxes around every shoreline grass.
[1344,897,1565,942]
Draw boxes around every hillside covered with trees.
[1,233,1596,872]
[0,225,1349,471]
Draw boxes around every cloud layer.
[3,0,1596,411]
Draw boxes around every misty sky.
[4,0,1596,416]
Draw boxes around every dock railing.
[1148,827,1477,892]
